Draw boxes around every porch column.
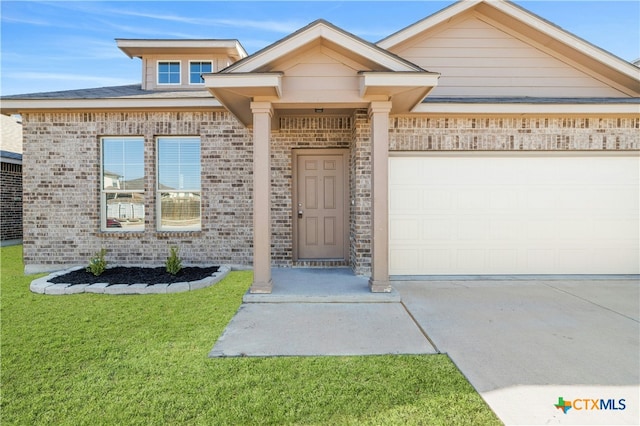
[250,101,273,293]
[368,101,392,292]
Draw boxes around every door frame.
[292,148,350,262]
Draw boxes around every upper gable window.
[189,61,212,84]
[158,61,181,85]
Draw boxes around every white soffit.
[116,39,248,60]
[360,72,440,113]
[204,73,283,98]
[203,73,283,126]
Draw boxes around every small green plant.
[166,246,182,275]
[86,248,107,277]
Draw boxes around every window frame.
[157,60,182,85]
[188,60,213,85]
[100,136,145,233]
[156,136,202,232]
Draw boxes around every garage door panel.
[423,250,452,274]
[423,189,453,210]
[457,219,488,240]
[526,189,557,209]
[423,218,453,240]
[489,249,519,271]
[489,190,519,209]
[390,217,420,241]
[489,219,520,240]
[389,248,420,273]
[457,190,487,210]
[527,220,558,240]
[526,249,556,271]
[560,219,594,240]
[594,219,638,240]
[389,155,640,275]
[389,159,420,184]
[558,249,594,273]
[389,188,421,213]
[456,249,487,273]
[601,189,640,212]
[557,189,599,210]
[597,248,640,272]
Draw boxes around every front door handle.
[298,210,303,218]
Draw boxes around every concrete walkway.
[211,268,435,356]
[210,270,639,424]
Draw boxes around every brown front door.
[294,150,348,260]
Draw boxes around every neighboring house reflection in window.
[101,137,145,231]
[157,137,201,231]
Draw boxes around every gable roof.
[204,19,440,125]
[1,1,637,117]
[222,19,426,74]
[378,0,640,97]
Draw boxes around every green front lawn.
[1,245,500,425]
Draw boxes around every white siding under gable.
[394,16,627,98]
[275,45,365,104]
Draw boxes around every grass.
[1,245,500,425]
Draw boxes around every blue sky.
[1,1,639,96]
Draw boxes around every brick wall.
[389,116,640,151]
[21,111,253,272]
[350,109,372,275]
[0,161,23,241]
[21,110,639,274]
[271,116,353,266]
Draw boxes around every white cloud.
[99,20,209,39]
[101,9,303,34]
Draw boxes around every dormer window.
[116,39,247,90]
[189,61,212,84]
[158,61,181,84]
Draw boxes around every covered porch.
[204,20,438,293]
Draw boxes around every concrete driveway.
[394,278,639,425]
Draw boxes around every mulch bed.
[48,266,219,286]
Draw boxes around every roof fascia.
[204,72,283,95]
[225,20,423,74]
[0,97,224,115]
[116,39,248,60]
[377,0,481,49]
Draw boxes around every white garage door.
[389,154,640,276]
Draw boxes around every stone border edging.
[30,265,231,295]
